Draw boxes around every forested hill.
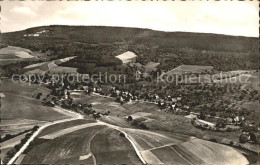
[1,25,258,53]
[0,25,258,73]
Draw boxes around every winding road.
[7,106,84,164]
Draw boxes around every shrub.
[127,116,133,121]
[139,123,149,129]
[226,127,232,132]
[209,138,217,143]
[239,134,249,143]
[119,132,125,137]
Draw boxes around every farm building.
[115,51,137,64]
[0,92,6,98]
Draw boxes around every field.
[23,56,77,74]
[123,127,248,165]
[38,119,94,137]
[90,127,142,164]
[18,116,248,165]
[72,93,202,136]
[0,46,36,65]
[0,133,27,160]
[244,72,260,91]
[21,125,106,164]
[1,79,69,136]
[0,46,33,59]
[164,65,213,75]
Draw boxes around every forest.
[0,25,258,76]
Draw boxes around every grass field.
[1,80,69,136]
[0,46,35,65]
[74,94,202,136]
[23,56,77,74]
[2,92,68,122]
[90,127,142,164]
[245,72,260,91]
[0,46,33,58]
[164,65,213,75]
[179,138,249,165]
[38,119,95,137]
[21,125,106,164]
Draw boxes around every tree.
[239,134,249,143]
[216,119,226,128]
[249,132,257,143]
[139,123,149,129]
[127,116,133,121]
[119,132,125,137]
[210,112,216,118]
[36,92,42,99]
[199,111,206,120]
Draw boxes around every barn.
[115,51,137,64]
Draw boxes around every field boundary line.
[7,106,84,164]
[88,128,107,165]
[97,120,147,164]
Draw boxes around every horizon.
[2,24,258,38]
[1,1,258,37]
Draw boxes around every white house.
[115,51,137,64]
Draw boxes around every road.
[7,106,83,164]
[96,120,147,164]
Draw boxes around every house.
[115,51,137,64]
[0,92,6,98]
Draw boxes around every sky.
[0,1,259,37]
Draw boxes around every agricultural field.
[38,119,94,137]
[19,122,140,164]
[213,70,258,85]
[0,46,33,59]
[90,127,142,164]
[17,115,248,165]
[0,46,36,65]
[21,125,106,164]
[23,56,77,75]
[1,79,69,137]
[72,94,203,137]
[163,65,213,76]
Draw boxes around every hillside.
[1,25,258,52]
[0,25,258,74]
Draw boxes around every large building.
[115,51,137,64]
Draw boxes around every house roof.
[115,51,137,63]
[0,93,6,97]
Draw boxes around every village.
[19,50,257,149]
[0,1,259,164]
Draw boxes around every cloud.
[2,1,258,37]
[10,6,37,17]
